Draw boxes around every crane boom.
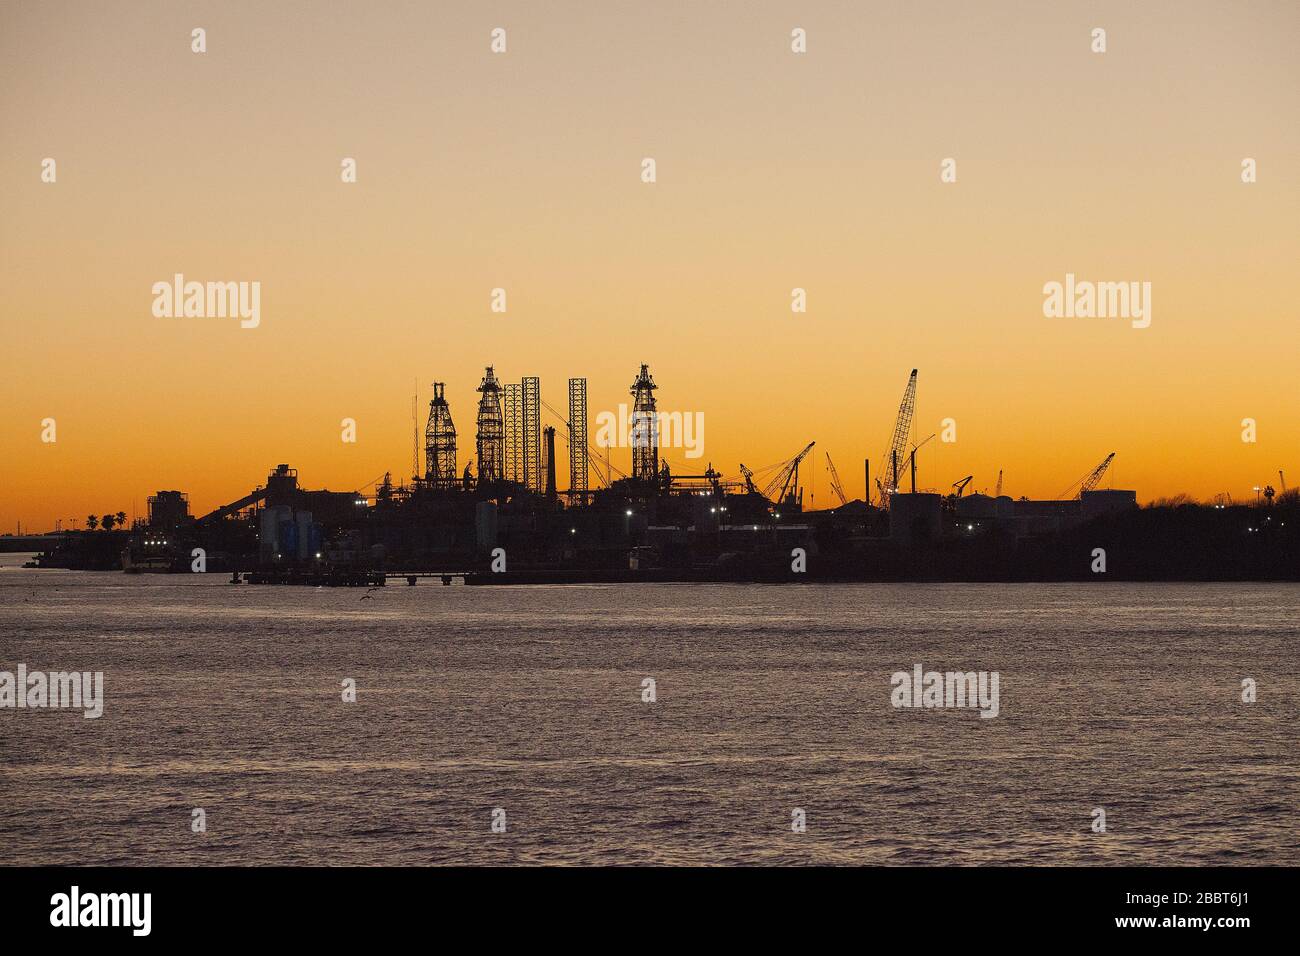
[738,464,757,494]
[1077,453,1115,498]
[762,441,816,505]
[826,453,848,506]
[878,369,917,508]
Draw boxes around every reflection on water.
[1,571,1295,865]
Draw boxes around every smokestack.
[543,426,557,500]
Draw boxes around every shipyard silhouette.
[18,365,1298,584]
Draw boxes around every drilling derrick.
[502,383,523,483]
[878,369,918,508]
[568,378,589,504]
[475,366,505,484]
[629,363,659,482]
[424,382,458,489]
[522,376,541,492]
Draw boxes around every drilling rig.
[475,367,505,484]
[629,364,659,482]
[424,382,458,489]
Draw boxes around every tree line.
[84,512,128,531]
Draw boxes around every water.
[1,568,1295,865]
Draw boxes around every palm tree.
[86,515,98,531]
[115,511,127,529]
[101,514,116,532]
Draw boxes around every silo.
[295,511,314,560]
[259,505,292,563]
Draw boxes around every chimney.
[543,426,557,499]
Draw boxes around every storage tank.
[956,493,997,520]
[889,493,942,546]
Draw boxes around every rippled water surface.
[1,567,1296,865]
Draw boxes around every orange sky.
[2,1,1298,530]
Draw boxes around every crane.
[738,464,758,494]
[742,455,799,496]
[1059,453,1116,499]
[1079,453,1115,496]
[878,369,917,508]
[994,469,1003,497]
[762,441,816,507]
[952,475,973,497]
[826,453,848,507]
